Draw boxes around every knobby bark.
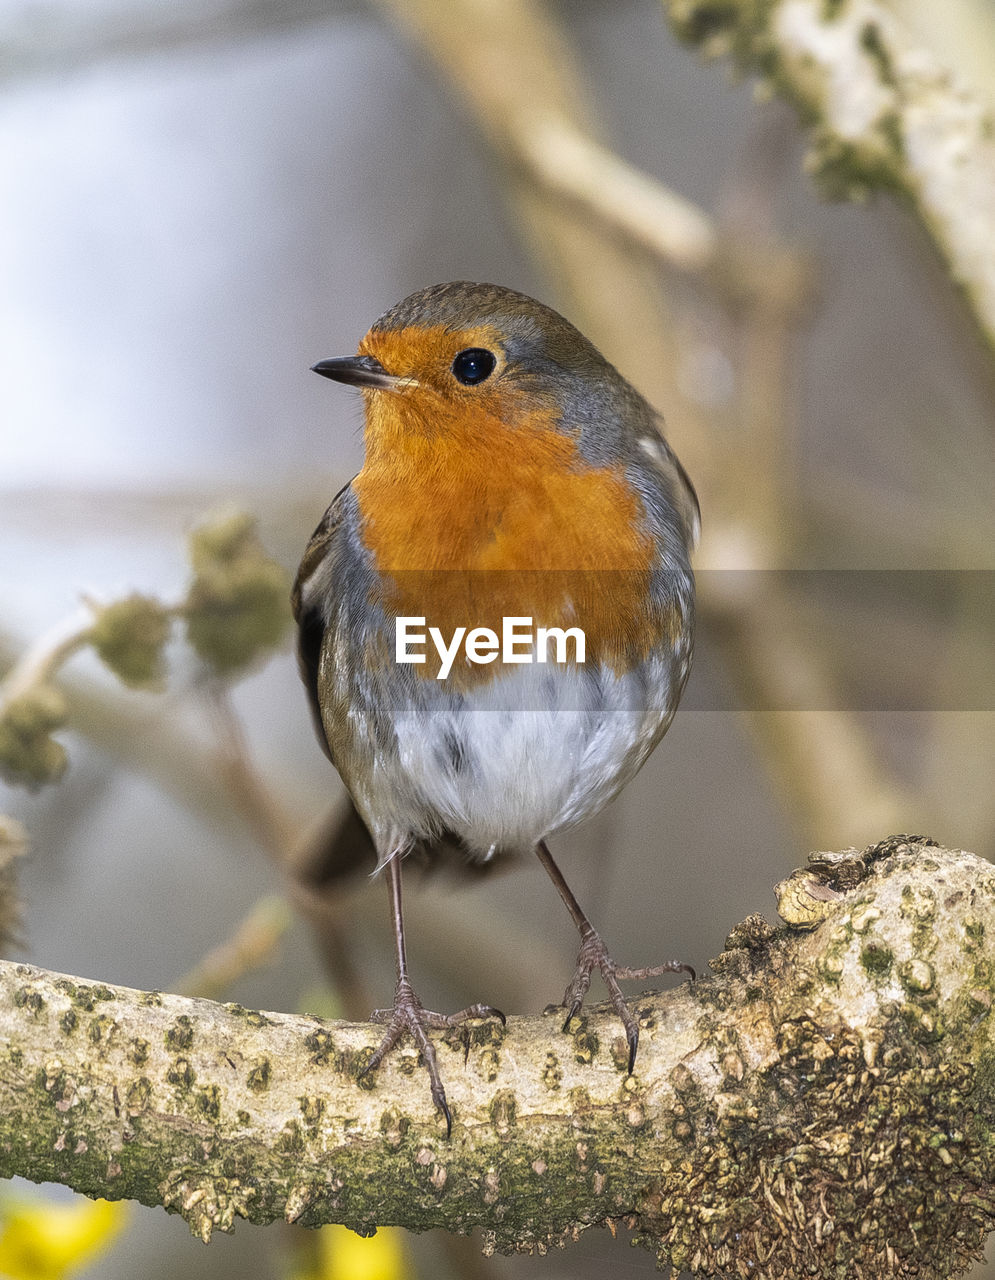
[1,838,993,1278]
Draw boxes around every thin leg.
[535,840,694,1073]
[359,854,504,1137]
[388,851,408,979]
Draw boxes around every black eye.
[451,348,496,386]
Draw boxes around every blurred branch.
[201,685,299,863]
[0,612,94,789]
[0,630,269,843]
[519,111,814,321]
[1,840,992,1278]
[0,612,93,709]
[806,470,995,568]
[175,894,291,1001]
[518,113,716,272]
[0,510,287,790]
[369,0,810,440]
[665,0,995,354]
[700,581,917,845]
[0,816,28,958]
[367,0,703,449]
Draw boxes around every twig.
[0,612,94,710]
[201,685,298,862]
[175,894,292,1002]
[517,112,716,273]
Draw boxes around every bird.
[292,281,699,1134]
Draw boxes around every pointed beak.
[311,354,408,391]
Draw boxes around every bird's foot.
[561,928,694,1073]
[362,977,504,1137]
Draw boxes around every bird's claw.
[561,928,693,1073]
[361,979,503,1138]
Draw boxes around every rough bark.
[1,837,993,1278]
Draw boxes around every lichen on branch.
[0,839,992,1277]
[664,0,995,352]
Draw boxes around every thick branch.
[665,0,995,352]
[1,839,993,1277]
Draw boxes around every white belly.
[352,657,681,862]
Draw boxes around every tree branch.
[665,0,995,353]
[1,839,993,1277]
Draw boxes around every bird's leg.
[535,839,694,1073]
[360,852,504,1137]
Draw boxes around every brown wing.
[291,481,352,762]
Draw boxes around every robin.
[293,281,699,1133]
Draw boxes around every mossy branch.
[0,839,993,1276]
[664,0,995,353]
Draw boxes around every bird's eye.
[451,348,496,386]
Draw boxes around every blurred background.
[1,0,992,1276]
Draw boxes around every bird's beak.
[311,355,412,391]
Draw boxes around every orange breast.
[352,340,675,681]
